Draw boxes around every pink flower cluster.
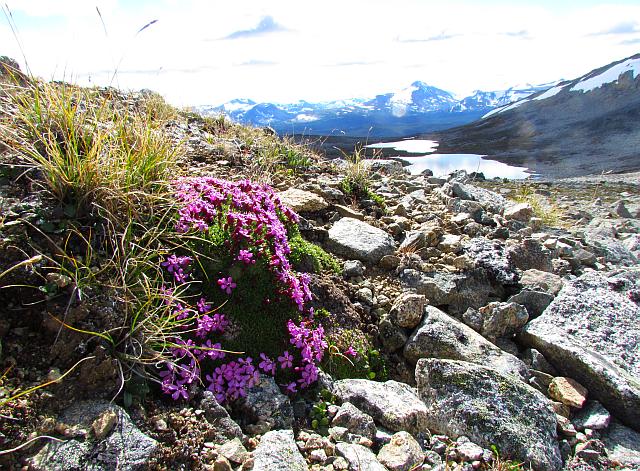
[156,177,327,403]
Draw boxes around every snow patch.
[571,58,640,93]
[294,114,319,122]
[367,139,439,153]
[533,85,564,101]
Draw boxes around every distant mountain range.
[195,82,555,138]
[428,54,640,177]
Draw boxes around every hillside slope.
[426,54,640,177]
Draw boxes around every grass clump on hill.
[339,145,386,209]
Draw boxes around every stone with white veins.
[519,269,640,431]
[327,218,396,264]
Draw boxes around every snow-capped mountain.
[429,53,640,177]
[195,81,552,138]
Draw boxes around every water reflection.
[399,154,531,179]
[367,139,531,179]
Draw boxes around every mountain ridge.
[196,81,554,138]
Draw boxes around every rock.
[213,455,233,471]
[389,293,427,329]
[365,159,406,174]
[520,269,564,296]
[28,401,157,471]
[548,377,588,408]
[522,349,558,376]
[400,269,506,316]
[343,260,365,277]
[218,438,248,464]
[252,430,308,471]
[378,315,408,352]
[456,440,484,462]
[356,287,374,305]
[242,375,294,430]
[416,359,562,471]
[504,203,534,222]
[477,302,529,340]
[399,231,426,252]
[379,255,401,270]
[331,402,377,441]
[438,234,462,254]
[403,306,528,379]
[199,391,244,441]
[584,219,638,266]
[507,289,554,319]
[335,204,365,220]
[463,238,518,285]
[377,431,424,471]
[327,218,396,264]
[573,401,611,431]
[278,188,328,212]
[449,182,507,214]
[335,442,386,471]
[309,448,327,462]
[519,270,640,431]
[333,379,428,435]
[613,200,633,218]
[601,420,640,469]
[461,307,482,332]
[507,239,554,272]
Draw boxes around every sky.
[2,0,640,107]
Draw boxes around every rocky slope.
[427,54,640,178]
[1,63,640,471]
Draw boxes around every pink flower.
[258,353,276,375]
[217,276,236,294]
[344,346,357,358]
[278,351,293,369]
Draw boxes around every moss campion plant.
[158,177,327,403]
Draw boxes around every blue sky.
[2,0,639,106]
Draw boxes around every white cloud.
[2,0,640,106]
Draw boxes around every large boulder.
[404,306,529,379]
[327,218,395,264]
[28,401,158,471]
[416,359,562,471]
[252,430,308,471]
[519,269,640,431]
[332,379,428,435]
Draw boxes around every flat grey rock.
[327,217,395,264]
[253,430,308,471]
[520,269,640,431]
[28,401,157,471]
[333,379,428,435]
[416,358,562,471]
[450,182,507,214]
[404,305,529,379]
